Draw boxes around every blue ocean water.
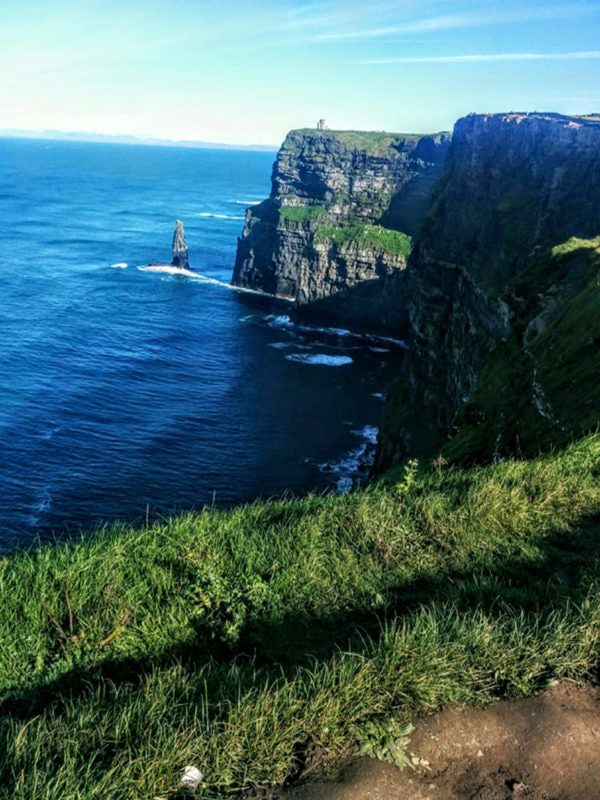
[0,137,403,548]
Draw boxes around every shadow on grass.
[2,519,598,722]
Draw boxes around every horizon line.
[0,128,280,152]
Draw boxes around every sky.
[1,0,599,146]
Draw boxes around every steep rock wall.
[232,128,450,328]
[380,113,600,465]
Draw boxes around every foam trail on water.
[138,266,290,300]
[285,353,353,366]
[198,212,244,220]
[269,342,312,351]
[262,314,406,348]
[110,262,128,268]
[233,200,261,206]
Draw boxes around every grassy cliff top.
[463,111,600,126]
[288,128,444,155]
[0,434,599,797]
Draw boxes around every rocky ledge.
[232,128,450,330]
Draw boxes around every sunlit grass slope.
[1,435,599,798]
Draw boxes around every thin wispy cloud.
[359,50,600,64]
[284,0,416,31]
[3,0,599,143]
[315,3,600,41]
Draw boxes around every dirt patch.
[287,682,600,800]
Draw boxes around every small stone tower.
[171,220,189,269]
[316,119,327,130]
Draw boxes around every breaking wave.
[110,262,128,268]
[137,265,198,277]
[319,425,379,493]
[267,315,295,330]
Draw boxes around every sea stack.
[171,220,189,270]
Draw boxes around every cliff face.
[380,113,600,465]
[232,128,450,327]
[232,114,599,467]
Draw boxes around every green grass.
[315,223,412,257]
[279,204,328,223]
[1,435,599,798]
[293,129,438,156]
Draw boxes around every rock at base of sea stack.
[172,220,189,269]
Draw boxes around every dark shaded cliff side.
[380,113,600,467]
[232,128,450,331]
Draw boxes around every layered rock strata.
[232,128,450,328]
[172,219,189,269]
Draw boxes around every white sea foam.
[371,392,385,400]
[352,424,378,444]
[138,264,199,277]
[263,315,406,348]
[110,262,128,268]
[269,342,312,350]
[285,353,353,366]
[198,212,244,220]
[303,324,353,338]
[267,314,295,329]
[233,200,261,205]
[319,425,379,493]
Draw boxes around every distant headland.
[0,128,278,152]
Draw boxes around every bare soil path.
[288,682,600,800]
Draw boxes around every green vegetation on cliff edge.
[279,204,328,223]
[294,128,436,156]
[1,435,599,798]
[315,223,412,258]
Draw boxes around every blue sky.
[1,0,599,145]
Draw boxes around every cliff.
[232,128,449,329]
[232,114,599,467]
[380,113,600,465]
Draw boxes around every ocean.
[0,137,404,548]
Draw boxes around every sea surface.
[0,137,404,548]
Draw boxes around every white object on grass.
[181,765,204,792]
